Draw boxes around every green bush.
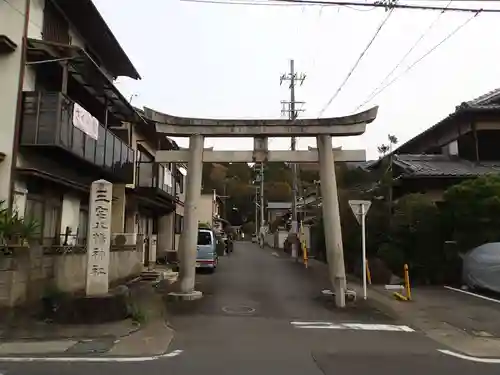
[442,174,500,253]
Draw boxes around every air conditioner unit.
[112,233,137,246]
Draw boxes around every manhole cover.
[222,306,256,315]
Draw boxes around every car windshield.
[198,231,212,246]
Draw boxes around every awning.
[26,38,146,125]
[16,168,89,192]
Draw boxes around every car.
[196,228,219,273]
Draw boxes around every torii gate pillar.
[317,135,346,307]
[172,134,204,300]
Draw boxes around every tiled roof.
[267,202,292,209]
[345,160,374,170]
[394,155,500,177]
[394,89,500,155]
[467,88,500,106]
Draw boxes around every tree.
[265,181,292,201]
[442,174,500,253]
[377,144,390,157]
[376,134,399,217]
[378,193,442,283]
[226,162,252,182]
[209,163,227,189]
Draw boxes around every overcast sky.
[94,0,500,159]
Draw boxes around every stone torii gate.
[144,106,378,307]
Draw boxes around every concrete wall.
[54,249,143,294]
[0,247,143,307]
[157,213,174,255]
[264,230,288,249]
[0,0,44,204]
[198,194,214,226]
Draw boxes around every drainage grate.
[221,306,256,315]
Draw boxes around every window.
[25,196,61,244]
[105,132,114,168]
[43,204,59,239]
[176,172,184,194]
[95,126,106,166]
[25,198,43,240]
[42,1,70,44]
[137,148,153,162]
[175,214,184,234]
[78,208,89,244]
[197,231,212,246]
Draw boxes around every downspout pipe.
[9,0,31,213]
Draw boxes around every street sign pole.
[361,204,367,300]
[348,200,371,300]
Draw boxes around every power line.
[272,0,500,13]
[180,0,313,6]
[355,10,480,109]
[181,0,384,10]
[318,7,394,117]
[353,0,453,112]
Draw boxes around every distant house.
[267,202,292,225]
[367,89,500,201]
[198,193,223,228]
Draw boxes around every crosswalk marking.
[290,321,414,332]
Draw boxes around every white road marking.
[438,349,500,363]
[295,325,345,329]
[0,349,183,363]
[290,321,414,332]
[444,286,500,304]
[271,252,279,257]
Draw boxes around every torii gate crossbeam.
[155,149,366,163]
[144,106,379,307]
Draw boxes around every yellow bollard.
[300,222,308,268]
[303,242,308,268]
[404,263,412,301]
[366,259,372,285]
[393,263,412,301]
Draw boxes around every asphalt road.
[0,241,499,374]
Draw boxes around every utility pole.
[260,162,265,228]
[281,59,306,259]
[255,186,259,238]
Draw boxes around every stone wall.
[0,246,144,307]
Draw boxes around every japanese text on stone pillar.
[86,180,113,296]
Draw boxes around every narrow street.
[0,241,497,374]
[161,241,497,374]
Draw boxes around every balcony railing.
[21,91,135,183]
[136,162,176,197]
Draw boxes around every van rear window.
[198,231,212,245]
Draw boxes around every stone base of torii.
[144,107,379,308]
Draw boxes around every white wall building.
[0,0,184,268]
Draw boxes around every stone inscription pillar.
[85,179,113,296]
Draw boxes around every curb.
[0,349,183,363]
[348,281,500,358]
